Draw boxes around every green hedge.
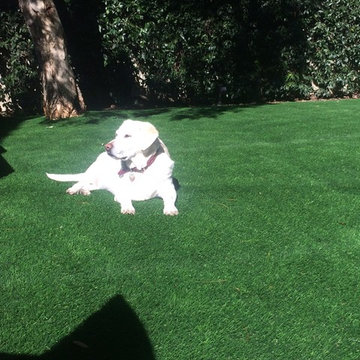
[100,0,360,103]
[1,0,360,112]
[0,10,39,114]
[305,0,360,98]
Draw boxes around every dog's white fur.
[46,119,178,215]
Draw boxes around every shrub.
[100,0,360,103]
[304,0,360,98]
[0,10,40,115]
[99,0,313,103]
[2,0,360,111]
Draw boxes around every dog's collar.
[118,147,164,177]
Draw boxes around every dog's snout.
[105,142,113,151]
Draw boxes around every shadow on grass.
[167,105,248,121]
[38,102,263,127]
[0,115,35,179]
[39,111,128,127]
[0,145,14,178]
[0,295,155,360]
[90,104,253,122]
[0,116,28,140]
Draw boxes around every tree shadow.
[169,106,235,121]
[39,110,128,127]
[131,103,268,122]
[39,102,269,128]
[85,104,252,123]
[130,107,173,119]
[0,295,155,360]
[167,104,263,121]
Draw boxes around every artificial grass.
[1,100,360,359]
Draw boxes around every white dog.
[46,119,179,215]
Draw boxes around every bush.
[100,0,360,104]
[0,10,40,115]
[2,0,360,111]
[304,0,360,98]
[99,0,312,103]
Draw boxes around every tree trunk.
[19,0,86,120]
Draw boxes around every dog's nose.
[105,142,113,151]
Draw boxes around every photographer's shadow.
[0,145,14,178]
[1,295,155,360]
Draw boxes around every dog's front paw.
[163,206,179,216]
[114,196,135,215]
[66,187,78,195]
[120,202,136,215]
[66,187,91,196]
[80,189,91,196]
[121,206,136,215]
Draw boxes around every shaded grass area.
[1,100,360,359]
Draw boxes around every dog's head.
[105,119,159,161]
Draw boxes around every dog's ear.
[139,122,159,151]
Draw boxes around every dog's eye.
[124,134,131,138]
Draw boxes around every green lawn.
[1,100,360,359]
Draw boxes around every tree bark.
[18,0,86,120]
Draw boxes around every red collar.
[118,147,163,176]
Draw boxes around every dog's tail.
[46,173,84,182]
